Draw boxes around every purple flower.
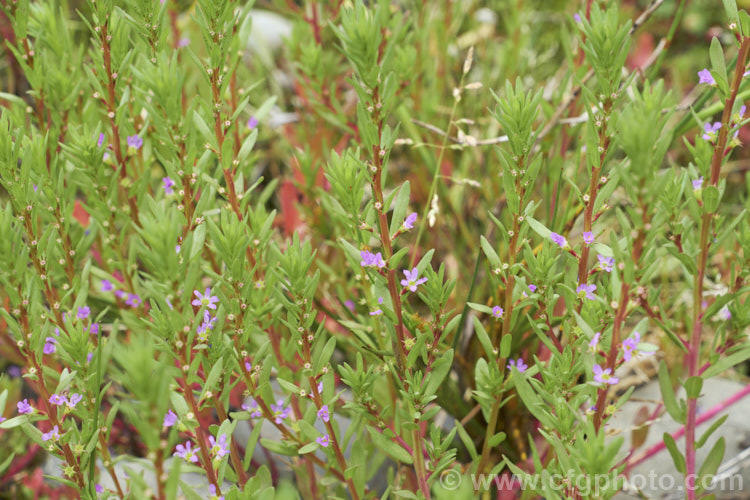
[597,255,614,273]
[43,337,57,355]
[692,177,704,191]
[49,394,67,406]
[101,280,114,292]
[550,232,567,248]
[245,361,252,372]
[316,434,330,448]
[114,290,126,299]
[270,399,291,424]
[574,13,582,23]
[95,484,104,494]
[589,332,601,353]
[703,122,721,141]
[698,69,716,86]
[203,310,217,329]
[360,250,386,269]
[162,177,175,196]
[208,484,224,500]
[17,399,33,414]
[719,305,732,320]
[593,364,619,385]
[97,133,106,147]
[178,37,191,48]
[125,294,141,307]
[247,116,258,130]
[317,405,330,423]
[400,268,427,292]
[77,306,91,320]
[370,297,384,316]
[344,300,355,311]
[621,331,641,362]
[87,352,93,363]
[163,409,178,427]
[67,393,82,409]
[209,434,230,459]
[42,425,60,442]
[491,305,503,319]
[583,231,594,245]
[242,398,262,418]
[507,358,528,373]
[522,284,537,298]
[89,323,99,335]
[576,284,597,300]
[192,288,219,309]
[126,135,143,149]
[174,441,200,463]
[739,105,747,120]
[402,212,417,230]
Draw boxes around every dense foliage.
[1,0,750,499]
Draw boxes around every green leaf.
[313,337,336,374]
[201,358,224,399]
[709,38,728,87]
[664,433,686,474]
[526,216,551,240]
[685,376,703,399]
[658,361,685,423]
[500,334,512,359]
[260,438,298,456]
[480,236,501,268]
[701,346,750,379]
[513,373,554,429]
[472,317,496,359]
[455,422,478,461]
[193,110,217,150]
[488,432,506,447]
[366,427,413,464]
[665,243,697,276]
[243,422,263,469]
[723,0,739,26]
[698,437,725,479]
[298,442,320,454]
[697,415,728,449]
[702,185,720,213]
[189,224,206,260]
[424,349,453,398]
[389,181,410,238]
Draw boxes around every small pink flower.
[400,268,427,292]
[192,288,219,309]
[507,358,528,373]
[593,364,619,385]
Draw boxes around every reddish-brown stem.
[684,37,750,499]
[213,396,248,487]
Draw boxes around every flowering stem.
[576,110,611,288]
[309,381,361,500]
[685,35,750,499]
[99,22,139,223]
[369,97,408,374]
[177,341,220,492]
[212,396,248,487]
[25,355,85,490]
